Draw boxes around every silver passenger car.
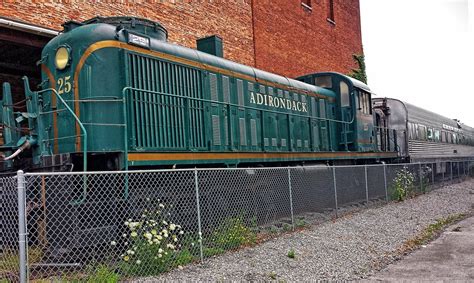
[373,98,474,163]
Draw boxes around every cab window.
[340,81,350,107]
[315,76,332,88]
[357,91,371,115]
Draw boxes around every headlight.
[55,46,70,70]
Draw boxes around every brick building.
[0,0,362,94]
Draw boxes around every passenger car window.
[434,130,440,142]
[427,128,433,141]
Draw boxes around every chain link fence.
[1,160,473,282]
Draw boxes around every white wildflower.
[110,241,117,246]
[169,223,176,231]
[144,232,153,240]
[136,260,141,265]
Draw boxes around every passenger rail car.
[0,17,397,171]
[373,97,474,163]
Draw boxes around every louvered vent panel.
[128,53,205,149]
[237,79,244,107]
[210,73,218,103]
[240,118,247,146]
[222,76,230,103]
[250,119,257,146]
[212,115,221,146]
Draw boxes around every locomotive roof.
[311,72,371,93]
[50,22,335,99]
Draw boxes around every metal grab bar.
[37,88,88,172]
[37,88,89,205]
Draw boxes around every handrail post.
[122,87,129,171]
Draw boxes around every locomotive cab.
[296,72,376,152]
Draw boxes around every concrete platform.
[369,215,474,281]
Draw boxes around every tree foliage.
[349,53,367,84]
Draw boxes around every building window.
[302,0,312,10]
[328,0,335,24]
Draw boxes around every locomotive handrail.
[36,88,89,205]
[374,126,401,153]
[122,87,355,125]
[38,88,88,172]
[121,86,356,158]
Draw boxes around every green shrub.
[391,166,415,201]
[207,217,256,252]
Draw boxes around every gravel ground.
[135,178,474,282]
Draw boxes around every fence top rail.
[21,160,474,177]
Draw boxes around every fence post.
[457,161,460,179]
[442,162,445,183]
[287,168,295,231]
[332,166,338,218]
[17,170,28,283]
[432,162,435,185]
[364,165,369,204]
[383,163,388,202]
[193,169,204,263]
[419,162,423,193]
[450,162,453,181]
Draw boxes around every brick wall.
[0,0,362,78]
[0,0,255,67]
[252,0,363,78]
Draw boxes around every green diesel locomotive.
[1,17,397,171]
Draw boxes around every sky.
[360,0,474,127]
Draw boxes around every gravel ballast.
[139,179,474,281]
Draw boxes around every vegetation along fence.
[1,160,473,282]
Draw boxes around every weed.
[404,213,466,249]
[86,264,120,283]
[391,166,415,201]
[269,226,278,234]
[268,271,277,280]
[208,217,256,251]
[295,218,307,228]
[203,247,225,257]
[282,223,291,231]
[287,248,295,259]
